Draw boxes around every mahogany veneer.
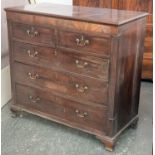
[5,3,147,151]
[73,0,153,80]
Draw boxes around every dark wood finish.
[142,58,153,79]
[5,3,147,151]
[73,0,100,7]
[74,0,113,8]
[13,41,109,80]
[117,0,153,80]
[5,3,147,25]
[58,30,110,56]
[12,23,56,46]
[14,62,108,105]
[16,84,107,132]
[73,0,153,80]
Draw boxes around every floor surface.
[2,82,153,155]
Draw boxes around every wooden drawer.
[58,30,110,56]
[13,41,58,66]
[16,84,107,132]
[12,23,55,46]
[13,41,109,80]
[14,62,108,105]
[58,48,109,80]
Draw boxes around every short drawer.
[12,23,55,46]
[16,84,107,132]
[13,41,109,80]
[58,30,110,56]
[14,62,108,105]
[13,41,58,66]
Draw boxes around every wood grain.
[16,84,107,132]
[73,0,153,80]
[14,62,108,105]
[5,3,147,151]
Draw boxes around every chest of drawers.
[5,3,147,151]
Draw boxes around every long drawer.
[13,41,109,80]
[14,62,108,105]
[12,23,55,46]
[15,84,107,132]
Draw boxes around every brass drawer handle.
[75,84,88,93]
[28,95,40,103]
[75,109,88,118]
[28,72,39,80]
[75,60,88,68]
[76,35,90,47]
[26,27,39,38]
[27,50,38,58]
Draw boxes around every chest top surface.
[5,3,148,25]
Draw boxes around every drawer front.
[13,41,58,66]
[57,48,109,80]
[16,84,106,132]
[13,41,109,80]
[12,23,55,46]
[58,30,110,56]
[14,62,108,105]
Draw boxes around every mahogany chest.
[5,3,147,151]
